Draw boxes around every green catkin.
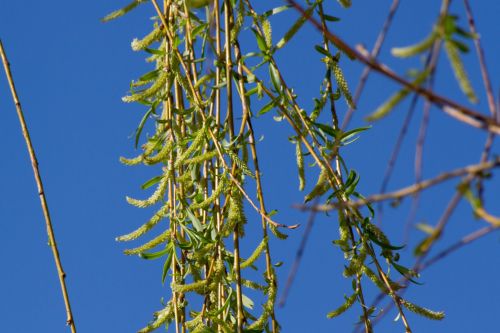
[444,40,478,103]
[366,69,430,121]
[174,70,197,107]
[246,277,277,330]
[391,32,437,58]
[122,70,168,103]
[331,59,355,109]
[262,19,272,48]
[224,189,247,237]
[231,0,245,43]
[326,293,357,318]
[131,24,163,51]
[362,265,389,293]
[116,204,169,241]
[225,149,255,178]
[126,170,169,208]
[120,154,143,166]
[400,298,445,320]
[137,302,174,333]
[191,177,227,210]
[304,167,329,202]
[123,229,171,255]
[338,218,350,250]
[343,244,367,277]
[102,0,147,22]
[276,5,316,50]
[183,150,217,166]
[186,315,213,333]
[241,237,268,268]
[172,279,208,294]
[296,141,305,191]
[174,127,206,168]
[144,140,174,165]
[241,278,265,291]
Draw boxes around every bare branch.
[0,40,77,332]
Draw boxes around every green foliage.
[106,1,448,332]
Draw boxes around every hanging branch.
[0,40,77,332]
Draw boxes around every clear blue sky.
[1,1,499,332]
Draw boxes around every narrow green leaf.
[141,175,162,190]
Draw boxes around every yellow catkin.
[126,171,169,208]
[304,167,329,202]
[366,69,429,121]
[131,24,163,51]
[246,277,277,330]
[183,150,217,166]
[116,204,169,241]
[331,60,355,109]
[240,237,268,268]
[174,127,206,168]
[262,19,272,48]
[444,40,478,103]
[137,302,174,333]
[391,32,437,58]
[144,140,174,165]
[102,0,147,22]
[296,141,305,191]
[191,177,227,210]
[119,154,143,166]
[123,229,171,255]
[224,189,247,237]
[172,279,208,294]
[326,293,357,318]
[400,298,445,320]
[122,70,168,103]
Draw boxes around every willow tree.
[102,1,499,333]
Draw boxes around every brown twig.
[341,0,400,129]
[278,201,318,307]
[307,157,500,211]
[285,0,500,135]
[0,40,77,332]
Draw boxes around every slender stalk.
[342,0,400,129]
[0,39,77,333]
[311,157,500,210]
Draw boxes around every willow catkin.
[122,70,168,103]
[123,229,171,255]
[241,236,268,268]
[137,302,174,333]
[391,32,437,58]
[326,293,357,318]
[126,170,169,208]
[296,141,305,191]
[116,204,169,241]
[444,40,478,103]
[400,298,445,320]
[131,23,163,51]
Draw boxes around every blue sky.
[0,1,499,332]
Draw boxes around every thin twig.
[278,201,318,307]
[342,0,400,129]
[0,40,77,332]
[285,0,500,136]
[307,157,500,211]
[421,225,499,269]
